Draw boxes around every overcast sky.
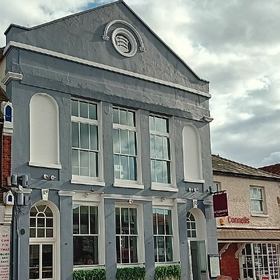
[1,0,279,168]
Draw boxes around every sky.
[0,0,280,168]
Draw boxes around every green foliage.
[116,266,146,280]
[73,269,106,280]
[154,265,181,280]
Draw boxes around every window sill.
[117,263,145,268]
[114,180,144,189]
[73,264,105,270]
[183,178,205,184]
[29,161,62,169]
[155,261,180,266]
[71,176,105,186]
[251,213,268,218]
[151,184,178,192]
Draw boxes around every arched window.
[30,93,61,168]
[5,105,12,122]
[187,211,197,238]
[182,125,203,182]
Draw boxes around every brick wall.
[219,243,240,280]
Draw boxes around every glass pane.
[113,108,119,124]
[80,151,89,176]
[149,116,155,131]
[150,135,156,158]
[155,136,163,159]
[42,245,53,278]
[73,236,98,265]
[155,117,168,133]
[121,236,129,263]
[153,209,157,234]
[120,156,129,180]
[120,110,127,125]
[90,152,98,177]
[127,111,135,127]
[162,161,171,184]
[113,129,120,153]
[114,155,120,179]
[129,157,136,181]
[80,102,88,118]
[157,209,164,234]
[89,103,97,120]
[120,130,129,154]
[72,150,79,175]
[30,228,36,238]
[30,207,37,217]
[46,229,53,237]
[116,207,120,234]
[37,228,44,237]
[158,236,165,262]
[130,208,137,234]
[37,205,45,212]
[37,218,45,227]
[72,122,79,148]
[90,206,98,234]
[162,138,170,160]
[80,123,89,149]
[29,245,39,279]
[154,236,158,262]
[45,207,53,217]
[71,100,78,117]
[151,160,156,182]
[165,210,172,235]
[73,205,79,234]
[128,131,136,155]
[251,201,262,212]
[116,236,121,263]
[121,208,129,234]
[166,236,173,261]
[30,217,36,227]
[130,236,138,263]
[80,206,89,234]
[198,242,207,271]
[46,218,53,228]
[90,125,98,150]
[155,160,163,183]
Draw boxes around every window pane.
[155,160,163,183]
[121,208,129,234]
[90,125,98,150]
[113,130,120,153]
[129,157,136,181]
[120,110,127,125]
[149,116,155,131]
[80,102,88,118]
[30,218,36,227]
[153,209,157,234]
[42,244,53,278]
[90,206,98,234]
[165,210,172,235]
[80,151,89,176]
[128,131,136,155]
[151,160,156,182]
[162,138,170,160]
[162,161,171,184]
[30,228,36,238]
[166,236,173,261]
[130,208,137,234]
[46,218,53,228]
[120,130,129,154]
[89,103,97,120]
[80,206,89,234]
[90,152,98,177]
[72,122,79,148]
[113,108,119,124]
[37,228,44,237]
[29,245,39,279]
[116,236,121,263]
[154,236,158,262]
[80,123,89,149]
[158,236,165,262]
[73,205,79,234]
[120,156,129,180]
[150,135,156,158]
[116,207,120,234]
[251,200,263,212]
[72,150,79,175]
[155,136,163,159]
[38,218,45,227]
[130,236,138,263]
[127,111,135,127]
[71,100,78,117]
[73,236,98,265]
[121,236,129,263]
[114,155,120,179]
[157,209,165,234]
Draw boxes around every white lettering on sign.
[0,226,10,280]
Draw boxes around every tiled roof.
[217,228,280,241]
[212,154,280,181]
[259,164,280,176]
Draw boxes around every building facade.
[213,155,280,280]
[2,1,217,279]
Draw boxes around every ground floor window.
[153,208,173,262]
[73,205,99,265]
[241,243,280,280]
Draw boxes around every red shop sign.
[213,192,228,218]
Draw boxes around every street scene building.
[0,1,218,279]
[213,155,280,280]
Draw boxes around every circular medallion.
[112,28,137,57]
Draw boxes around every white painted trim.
[2,71,23,85]
[104,193,153,201]
[183,179,205,184]
[114,181,145,189]
[151,184,178,192]
[29,161,62,169]
[4,41,211,98]
[58,191,75,197]
[71,176,105,186]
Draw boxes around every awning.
[218,228,280,242]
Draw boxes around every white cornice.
[2,71,23,85]
[4,41,211,98]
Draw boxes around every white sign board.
[0,226,10,280]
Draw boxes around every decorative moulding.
[102,19,145,57]
[2,71,23,85]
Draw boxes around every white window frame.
[73,193,105,270]
[71,99,104,186]
[149,115,177,192]
[250,186,266,216]
[113,107,143,189]
[153,198,180,265]
[115,202,145,267]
